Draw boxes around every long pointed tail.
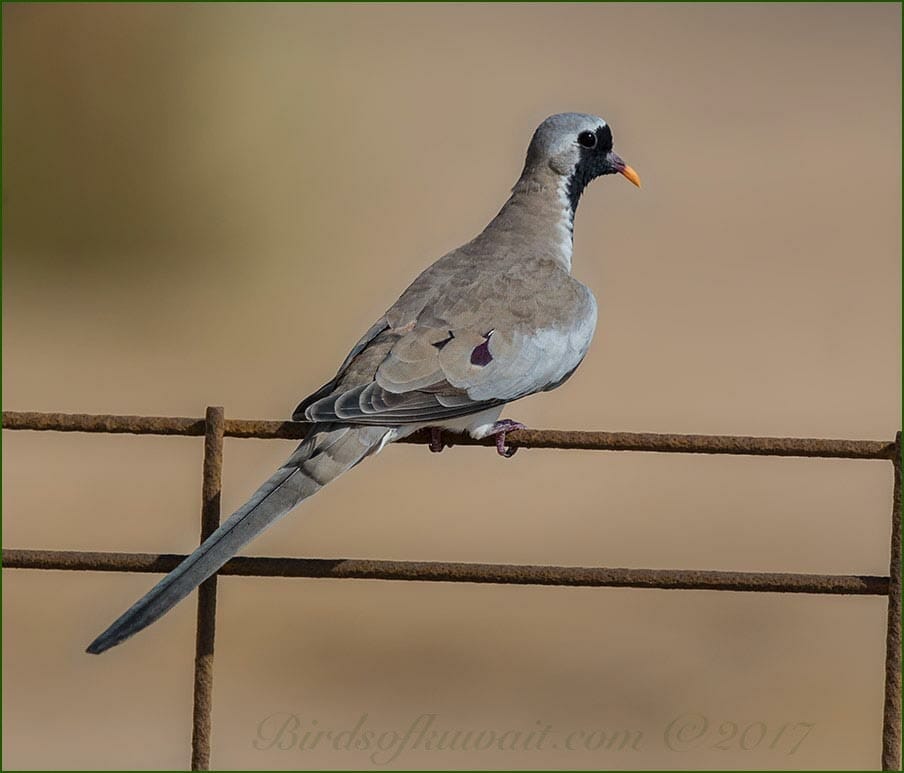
[87,423,389,654]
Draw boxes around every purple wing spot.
[470,332,493,367]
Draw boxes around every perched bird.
[87,112,640,654]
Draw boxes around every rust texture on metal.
[882,432,902,771]
[2,548,889,596]
[2,411,206,436]
[190,407,224,772]
[2,407,901,769]
[2,410,897,459]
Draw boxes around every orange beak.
[619,163,641,188]
[607,150,641,188]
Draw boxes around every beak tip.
[620,164,642,188]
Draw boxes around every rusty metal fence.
[2,409,901,770]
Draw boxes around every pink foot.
[428,427,446,453]
[491,419,527,458]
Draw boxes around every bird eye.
[577,131,597,148]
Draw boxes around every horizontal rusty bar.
[2,410,897,459]
[1,549,889,596]
[2,411,206,436]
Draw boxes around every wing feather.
[293,254,597,427]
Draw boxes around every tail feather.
[86,424,388,654]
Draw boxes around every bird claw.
[427,421,526,457]
[428,427,446,453]
[491,419,527,458]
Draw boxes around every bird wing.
[294,255,597,425]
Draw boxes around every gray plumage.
[86,424,388,654]
[87,112,639,654]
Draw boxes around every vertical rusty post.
[882,431,902,770]
[190,406,225,771]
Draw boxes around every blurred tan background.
[2,2,901,769]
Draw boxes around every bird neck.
[476,170,576,272]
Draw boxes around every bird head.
[523,112,640,211]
